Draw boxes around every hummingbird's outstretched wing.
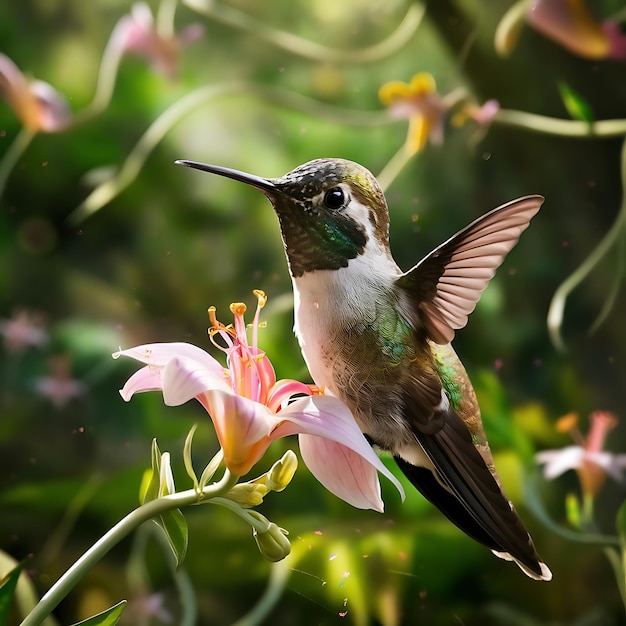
[397,195,543,344]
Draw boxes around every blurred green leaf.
[558,82,594,123]
[0,561,22,624]
[70,600,126,626]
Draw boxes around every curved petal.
[276,395,405,501]
[161,356,231,405]
[536,446,585,479]
[266,378,313,412]
[119,365,164,401]
[114,342,223,374]
[201,389,276,476]
[299,434,384,511]
[586,451,626,482]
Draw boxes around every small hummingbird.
[176,157,551,581]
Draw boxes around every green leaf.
[614,499,626,611]
[140,439,162,504]
[70,600,127,625]
[558,82,594,123]
[183,424,200,491]
[0,562,23,624]
[155,508,189,569]
[617,499,626,548]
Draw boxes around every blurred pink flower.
[114,291,404,512]
[536,411,626,499]
[111,2,204,79]
[0,54,71,132]
[0,310,48,352]
[497,0,626,60]
[34,355,85,409]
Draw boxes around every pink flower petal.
[161,356,231,405]
[299,434,384,511]
[201,389,275,475]
[119,366,164,401]
[266,378,312,412]
[114,342,223,374]
[585,451,626,482]
[29,80,71,132]
[276,395,405,503]
[536,446,585,478]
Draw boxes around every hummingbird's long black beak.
[175,160,277,194]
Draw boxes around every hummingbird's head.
[176,158,392,277]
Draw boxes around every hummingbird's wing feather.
[397,195,543,344]
[396,403,551,580]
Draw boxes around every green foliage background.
[1,0,626,624]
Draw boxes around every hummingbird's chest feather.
[291,257,444,448]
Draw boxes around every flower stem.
[603,546,626,614]
[231,559,292,626]
[495,109,626,137]
[0,128,36,199]
[547,137,626,350]
[377,143,415,193]
[183,0,424,63]
[66,81,390,225]
[20,470,238,626]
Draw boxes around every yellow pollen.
[230,302,247,316]
[253,289,267,308]
[556,412,579,433]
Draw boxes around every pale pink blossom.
[114,291,404,512]
[34,355,85,409]
[536,411,626,498]
[111,2,203,79]
[0,54,71,132]
[0,310,48,353]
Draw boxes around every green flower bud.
[267,450,298,492]
[253,523,291,562]
[227,483,268,507]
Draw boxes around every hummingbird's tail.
[393,414,552,581]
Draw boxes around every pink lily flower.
[0,53,71,132]
[111,2,204,80]
[496,0,626,60]
[114,291,404,512]
[536,411,626,499]
[0,310,48,353]
[528,0,626,60]
[34,355,85,409]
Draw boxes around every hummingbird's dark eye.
[324,187,346,210]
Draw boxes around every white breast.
[291,250,401,392]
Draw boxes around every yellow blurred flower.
[379,72,446,155]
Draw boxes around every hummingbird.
[176,157,552,581]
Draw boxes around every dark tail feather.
[394,450,552,581]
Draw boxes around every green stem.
[231,559,292,626]
[547,137,626,351]
[524,475,620,547]
[209,496,269,533]
[603,546,626,614]
[66,81,391,225]
[376,142,415,193]
[0,128,36,199]
[183,0,424,63]
[70,14,127,125]
[20,470,238,626]
[157,0,178,39]
[495,108,626,138]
